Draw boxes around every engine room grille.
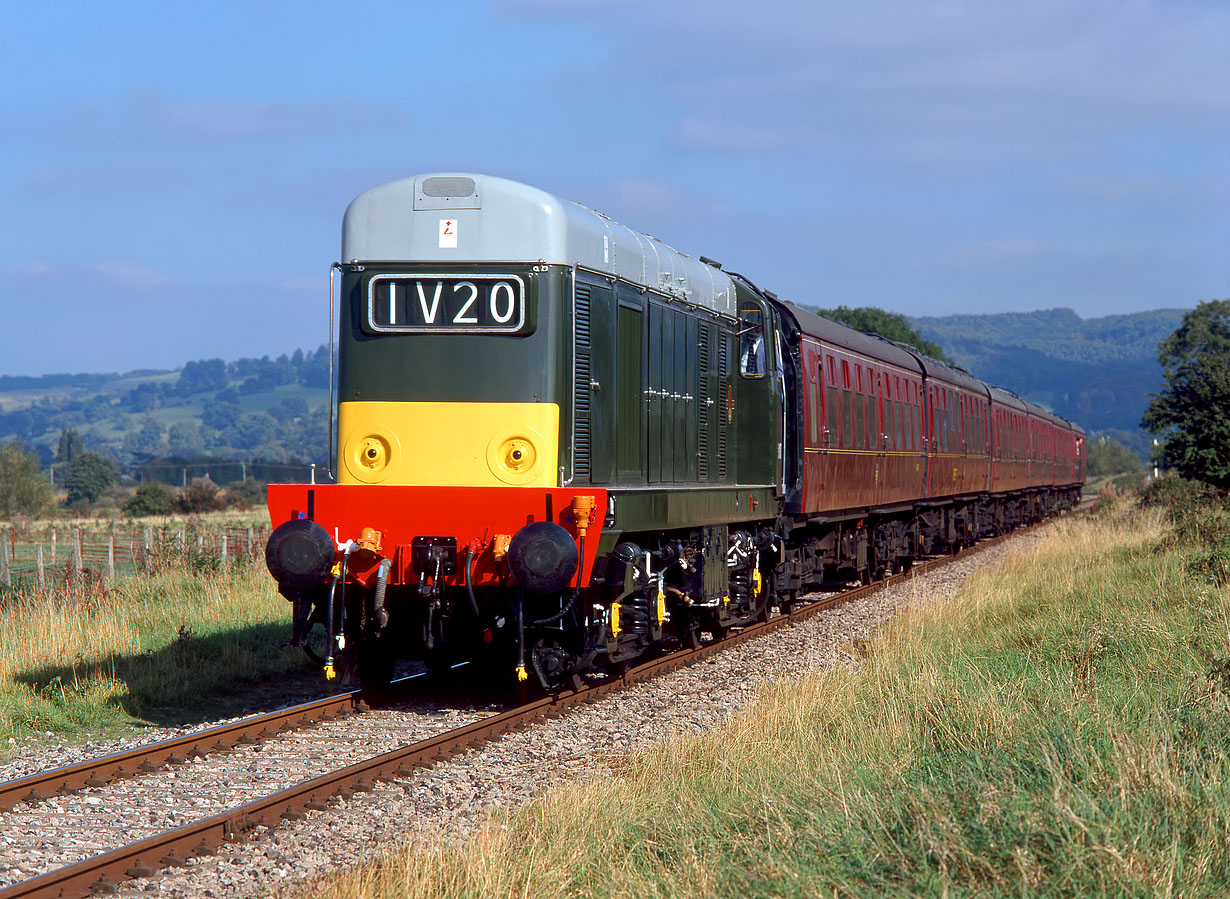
[573,284,592,480]
[421,176,477,197]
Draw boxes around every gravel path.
[0,531,1037,897]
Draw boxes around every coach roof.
[342,173,737,317]
[781,302,925,375]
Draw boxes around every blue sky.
[2,0,1226,375]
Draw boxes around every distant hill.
[908,307,1187,458]
[0,350,330,479]
[0,307,1184,471]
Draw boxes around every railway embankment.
[318,487,1229,897]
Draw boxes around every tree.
[56,428,84,464]
[816,306,949,362]
[269,396,309,423]
[121,416,165,458]
[233,411,277,450]
[63,452,117,505]
[123,382,161,412]
[124,482,175,517]
[201,402,241,432]
[167,421,205,455]
[177,359,228,395]
[0,441,52,518]
[1086,437,1143,478]
[1142,300,1230,488]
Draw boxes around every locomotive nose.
[266,519,335,591]
[507,521,578,594]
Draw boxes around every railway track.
[0,515,1075,899]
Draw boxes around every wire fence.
[0,523,272,593]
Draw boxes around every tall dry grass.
[0,558,302,747]
[312,499,1230,898]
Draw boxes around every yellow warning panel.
[338,401,559,487]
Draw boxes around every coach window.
[738,303,766,378]
[842,389,853,447]
[826,386,839,445]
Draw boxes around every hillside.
[0,307,1182,472]
[908,307,1185,457]
[0,350,330,480]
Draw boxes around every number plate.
[367,275,526,332]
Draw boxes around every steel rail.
[0,509,1080,899]
[0,689,367,814]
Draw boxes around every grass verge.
[317,495,1230,897]
[0,557,309,753]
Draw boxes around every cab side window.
[738,303,766,378]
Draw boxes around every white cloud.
[85,261,170,288]
[8,261,52,277]
[34,93,411,147]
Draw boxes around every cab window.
[738,303,766,378]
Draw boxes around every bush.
[225,479,267,507]
[0,441,52,518]
[1140,474,1221,520]
[124,483,175,517]
[175,481,224,514]
[1109,471,1147,492]
[1143,474,1230,585]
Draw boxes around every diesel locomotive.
[265,173,1086,690]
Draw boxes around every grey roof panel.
[342,173,737,316]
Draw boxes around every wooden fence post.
[221,535,228,566]
[50,530,57,563]
[1,538,9,588]
[36,546,45,593]
[107,536,116,583]
[73,528,83,576]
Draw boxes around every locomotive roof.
[342,173,737,316]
